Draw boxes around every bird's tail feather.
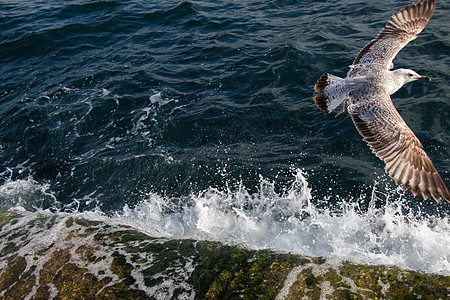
[314,73,348,117]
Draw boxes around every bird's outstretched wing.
[353,0,435,70]
[349,93,450,203]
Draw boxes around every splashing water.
[1,168,448,274]
[113,169,450,275]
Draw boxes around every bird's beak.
[418,75,431,81]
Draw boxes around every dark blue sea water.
[1,0,449,276]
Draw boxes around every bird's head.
[397,68,431,84]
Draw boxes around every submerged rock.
[0,210,448,299]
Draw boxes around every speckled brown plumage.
[314,0,449,203]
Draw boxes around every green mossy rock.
[0,210,448,299]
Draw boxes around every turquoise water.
[1,0,449,275]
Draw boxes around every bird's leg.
[335,100,346,118]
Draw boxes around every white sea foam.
[113,169,450,275]
[0,176,57,211]
[1,168,448,275]
[149,92,176,106]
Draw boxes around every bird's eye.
[409,74,413,77]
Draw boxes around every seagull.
[314,0,449,203]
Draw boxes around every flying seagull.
[314,0,449,203]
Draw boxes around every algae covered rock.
[0,210,448,299]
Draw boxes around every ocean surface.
[1,0,449,276]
